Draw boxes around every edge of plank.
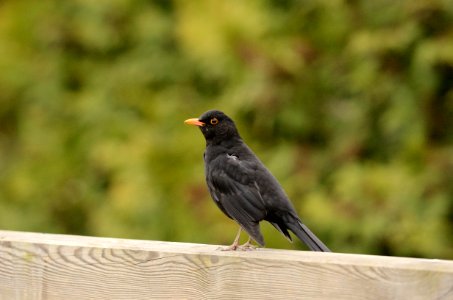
[0,230,452,273]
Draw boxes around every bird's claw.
[239,242,256,251]
[217,242,257,251]
[217,244,238,251]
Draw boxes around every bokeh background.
[0,0,452,259]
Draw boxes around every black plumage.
[185,110,330,252]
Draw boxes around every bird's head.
[184,110,240,144]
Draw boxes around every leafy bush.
[0,0,451,258]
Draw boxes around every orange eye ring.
[210,118,219,125]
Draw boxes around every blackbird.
[185,110,330,252]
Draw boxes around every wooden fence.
[0,230,452,299]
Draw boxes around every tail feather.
[269,221,293,243]
[288,221,330,252]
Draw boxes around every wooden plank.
[0,230,452,300]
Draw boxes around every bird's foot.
[217,241,257,251]
[217,228,243,251]
[238,241,257,251]
[238,239,257,251]
[217,244,239,251]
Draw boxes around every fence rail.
[0,230,452,299]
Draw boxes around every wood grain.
[0,230,452,300]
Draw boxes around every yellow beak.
[184,118,205,127]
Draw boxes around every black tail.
[288,221,330,252]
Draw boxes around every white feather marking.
[226,153,238,160]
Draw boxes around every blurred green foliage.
[0,0,452,259]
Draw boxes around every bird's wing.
[207,154,266,245]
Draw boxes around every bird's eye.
[210,118,219,125]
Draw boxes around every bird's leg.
[218,227,242,251]
[239,236,257,251]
